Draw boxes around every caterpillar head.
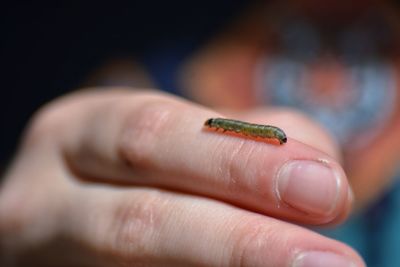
[204,118,214,127]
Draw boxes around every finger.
[60,185,365,267]
[222,107,352,224]
[42,89,352,224]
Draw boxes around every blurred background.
[0,1,249,168]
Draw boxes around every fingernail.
[277,160,340,216]
[293,251,357,267]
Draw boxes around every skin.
[181,0,400,210]
[0,89,364,266]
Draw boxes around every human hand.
[0,89,364,266]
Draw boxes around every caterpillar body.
[204,118,287,145]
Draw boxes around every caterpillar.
[204,118,287,145]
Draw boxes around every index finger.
[43,89,352,225]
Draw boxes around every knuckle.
[118,97,178,168]
[21,88,120,148]
[108,190,168,263]
[0,184,36,245]
[23,98,74,147]
[218,140,278,201]
[0,202,20,239]
[219,140,259,195]
[229,218,283,267]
